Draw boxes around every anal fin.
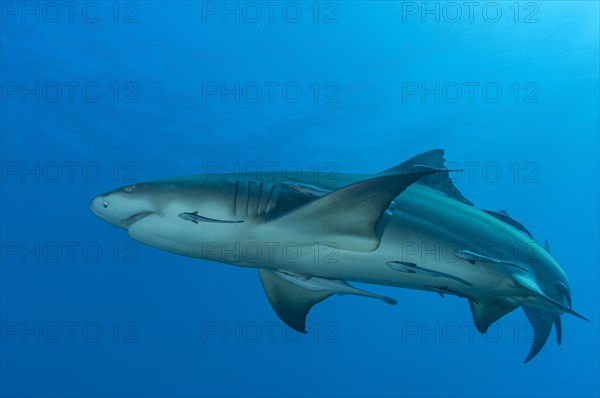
[469,299,518,334]
[258,269,333,333]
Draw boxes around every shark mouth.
[121,211,154,227]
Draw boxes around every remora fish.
[89,150,588,362]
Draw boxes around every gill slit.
[245,181,251,217]
[265,184,276,215]
[256,182,263,215]
[233,180,239,217]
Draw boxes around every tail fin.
[514,273,588,362]
[513,273,589,321]
[522,306,561,363]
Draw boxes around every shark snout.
[89,189,157,230]
[89,194,124,228]
[89,195,107,217]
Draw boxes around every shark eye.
[123,185,136,193]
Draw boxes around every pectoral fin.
[258,269,333,333]
[268,167,441,252]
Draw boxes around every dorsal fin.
[483,209,533,239]
[267,167,441,252]
[383,149,473,206]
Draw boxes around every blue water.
[1,1,599,397]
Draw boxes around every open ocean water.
[1,1,599,397]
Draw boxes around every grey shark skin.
[90,150,587,362]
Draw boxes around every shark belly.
[263,213,508,302]
[249,185,521,302]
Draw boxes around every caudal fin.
[513,273,588,362]
[522,306,560,363]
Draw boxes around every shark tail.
[470,274,588,363]
[512,273,588,361]
[469,299,565,363]
[521,306,562,363]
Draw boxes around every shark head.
[89,177,248,257]
[89,183,160,229]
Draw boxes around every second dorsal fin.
[483,209,533,239]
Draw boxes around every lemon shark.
[89,150,587,362]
